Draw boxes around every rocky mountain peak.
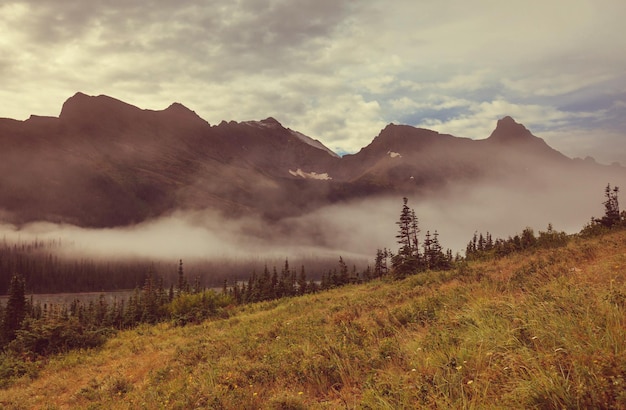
[487,116,535,142]
[59,92,140,122]
[163,102,208,126]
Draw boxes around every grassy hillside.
[1,230,626,409]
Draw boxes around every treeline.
[580,183,626,236]
[0,239,347,295]
[0,253,372,364]
[372,198,455,281]
[0,239,152,293]
[466,183,626,261]
[465,224,569,261]
[0,260,232,360]
[225,257,373,305]
[2,185,624,383]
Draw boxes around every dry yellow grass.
[1,230,626,409]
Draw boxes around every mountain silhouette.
[0,93,623,227]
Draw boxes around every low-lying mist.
[0,174,619,285]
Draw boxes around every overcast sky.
[1,0,625,163]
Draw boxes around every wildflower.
[298,391,304,395]
[253,392,258,396]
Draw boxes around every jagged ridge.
[0,93,623,227]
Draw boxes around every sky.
[1,0,625,163]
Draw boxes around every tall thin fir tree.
[410,209,420,256]
[395,197,414,256]
[176,259,188,296]
[423,231,432,269]
[601,183,621,227]
[338,256,349,285]
[2,273,27,343]
[393,197,420,277]
[297,265,307,295]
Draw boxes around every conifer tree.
[289,266,297,296]
[2,273,27,343]
[268,266,278,300]
[338,256,349,285]
[297,265,307,295]
[320,270,329,290]
[599,183,621,227]
[396,197,415,257]
[278,259,289,298]
[176,259,188,296]
[423,230,432,269]
[374,248,388,278]
[392,198,420,277]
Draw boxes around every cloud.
[542,128,626,165]
[1,166,620,267]
[0,0,625,162]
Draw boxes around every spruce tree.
[338,257,349,285]
[2,273,27,343]
[374,248,386,278]
[392,198,420,277]
[423,230,434,269]
[395,197,414,257]
[297,265,307,295]
[176,259,188,296]
[600,184,621,227]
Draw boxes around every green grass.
[2,230,626,409]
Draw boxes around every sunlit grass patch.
[2,230,626,408]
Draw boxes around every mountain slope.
[0,93,624,227]
[2,229,626,408]
[0,93,340,225]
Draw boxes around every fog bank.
[0,177,614,265]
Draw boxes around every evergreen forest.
[1,184,625,396]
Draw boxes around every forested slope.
[1,228,626,409]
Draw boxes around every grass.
[2,230,626,409]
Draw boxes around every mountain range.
[0,92,624,228]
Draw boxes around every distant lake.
[0,287,225,306]
[0,290,135,306]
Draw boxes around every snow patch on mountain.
[289,129,340,158]
[289,169,332,180]
[388,151,402,158]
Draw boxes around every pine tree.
[297,265,307,295]
[176,259,188,296]
[338,256,349,285]
[392,198,420,277]
[320,271,329,290]
[374,248,386,278]
[2,273,27,343]
[485,232,494,251]
[423,230,432,269]
[600,183,621,227]
[395,197,414,257]
[278,259,289,298]
[141,273,158,323]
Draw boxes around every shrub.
[167,290,234,326]
[8,317,112,359]
[0,351,40,388]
